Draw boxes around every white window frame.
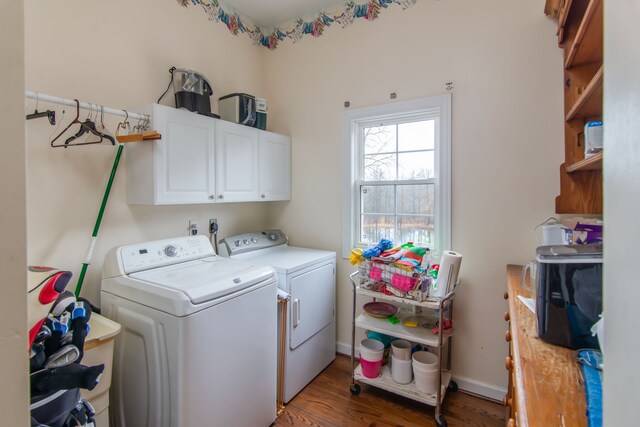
[342,94,451,259]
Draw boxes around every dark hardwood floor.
[274,355,505,427]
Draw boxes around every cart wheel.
[350,383,361,396]
[448,380,459,392]
[436,414,448,427]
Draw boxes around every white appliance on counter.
[100,235,277,427]
[219,230,336,403]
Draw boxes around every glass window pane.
[397,184,434,215]
[398,151,434,180]
[398,120,434,152]
[364,154,397,181]
[364,125,396,155]
[361,185,394,214]
[397,215,435,246]
[361,215,395,244]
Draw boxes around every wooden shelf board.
[566,151,603,172]
[566,65,603,121]
[565,0,603,68]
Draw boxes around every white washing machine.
[219,230,336,403]
[100,235,277,427]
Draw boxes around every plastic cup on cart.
[390,355,413,384]
[360,358,383,378]
[359,338,384,361]
[390,339,412,361]
[412,351,439,394]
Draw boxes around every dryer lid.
[129,257,274,305]
[230,246,335,275]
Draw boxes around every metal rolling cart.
[348,261,459,427]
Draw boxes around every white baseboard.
[336,341,507,402]
[336,341,352,357]
[451,375,506,402]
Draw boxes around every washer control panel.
[219,229,288,256]
[117,235,215,274]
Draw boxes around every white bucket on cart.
[412,351,439,394]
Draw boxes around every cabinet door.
[259,132,291,201]
[215,120,260,202]
[153,105,216,204]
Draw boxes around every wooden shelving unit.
[546,0,604,214]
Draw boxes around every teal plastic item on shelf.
[367,331,396,348]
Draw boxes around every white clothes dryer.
[100,235,277,427]
[219,230,336,403]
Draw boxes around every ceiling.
[222,0,345,27]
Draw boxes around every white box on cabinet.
[126,104,217,205]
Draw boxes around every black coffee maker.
[173,68,216,117]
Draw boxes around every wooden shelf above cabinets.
[566,65,603,121]
[564,0,603,68]
[566,151,602,172]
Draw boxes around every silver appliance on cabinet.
[219,230,336,403]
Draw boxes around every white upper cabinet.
[215,119,260,202]
[126,104,216,205]
[259,131,291,201]
[126,104,291,205]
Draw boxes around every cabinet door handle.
[505,330,512,342]
[503,394,513,408]
[504,311,510,321]
[504,291,509,300]
[505,356,513,371]
[261,194,266,199]
[208,195,215,200]
[508,418,516,427]
[218,194,224,199]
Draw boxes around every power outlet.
[189,220,199,236]
[209,218,218,234]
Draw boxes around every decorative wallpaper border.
[177,0,417,50]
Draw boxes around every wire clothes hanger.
[26,92,56,125]
[50,99,115,148]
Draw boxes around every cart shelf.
[356,286,448,310]
[355,311,455,348]
[354,364,452,406]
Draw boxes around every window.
[343,95,451,258]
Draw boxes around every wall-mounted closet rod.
[25,90,148,121]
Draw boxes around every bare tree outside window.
[360,120,436,247]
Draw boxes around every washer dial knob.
[164,245,178,257]
[268,233,278,241]
[251,237,258,244]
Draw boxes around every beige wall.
[24,0,271,305]
[0,0,28,424]
[265,0,563,394]
[603,0,639,424]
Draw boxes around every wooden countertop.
[506,265,587,427]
